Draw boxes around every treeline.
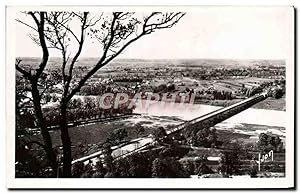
[192,127,217,147]
[182,67,285,80]
[114,78,143,82]
[72,145,203,178]
[18,96,135,129]
[78,78,142,96]
[42,97,135,127]
[71,139,274,178]
[212,90,233,100]
[195,89,234,100]
[79,83,110,96]
[243,86,263,97]
[153,83,176,93]
[241,80,285,98]
[257,133,283,153]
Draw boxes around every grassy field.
[195,97,285,111]
[215,123,285,141]
[252,96,286,111]
[46,115,182,159]
[150,76,286,111]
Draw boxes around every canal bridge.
[165,91,269,139]
[72,91,269,164]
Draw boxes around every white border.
[5,5,295,189]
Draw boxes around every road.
[72,136,154,165]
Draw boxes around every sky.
[15,7,293,60]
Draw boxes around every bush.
[195,155,213,175]
[112,152,152,178]
[153,127,167,142]
[257,133,283,153]
[182,160,195,175]
[218,142,242,176]
[92,161,106,178]
[106,128,128,146]
[272,88,284,99]
[192,127,217,148]
[151,157,189,178]
[159,145,189,159]
[247,163,258,178]
[71,161,85,178]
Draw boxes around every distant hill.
[18,57,285,69]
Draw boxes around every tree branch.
[28,11,40,26]
[15,19,38,32]
[15,59,32,79]
[65,12,185,103]
[63,12,88,100]
[28,12,49,80]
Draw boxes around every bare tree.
[16,11,185,177]
[15,12,58,177]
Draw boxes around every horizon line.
[17,56,286,61]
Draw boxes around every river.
[133,100,286,127]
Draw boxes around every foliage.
[38,96,135,128]
[246,86,263,97]
[247,162,258,178]
[79,83,107,96]
[194,155,213,175]
[212,90,233,100]
[182,160,195,175]
[71,161,85,178]
[91,161,107,178]
[106,128,128,146]
[218,142,242,176]
[272,87,284,99]
[192,127,217,148]
[112,152,151,177]
[76,146,191,178]
[102,143,114,172]
[153,83,176,93]
[68,98,83,109]
[153,127,167,142]
[158,145,189,159]
[257,133,283,153]
[15,138,51,177]
[133,123,145,138]
[80,162,94,178]
[151,157,189,178]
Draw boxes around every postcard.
[6,6,295,189]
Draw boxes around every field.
[46,115,183,159]
[252,96,286,111]
[215,123,285,144]
[17,57,286,178]
[197,96,286,111]
[18,57,286,112]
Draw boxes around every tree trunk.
[31,81,58,177]
[60,103,72,177]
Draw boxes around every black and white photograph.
[5,5,295,189]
